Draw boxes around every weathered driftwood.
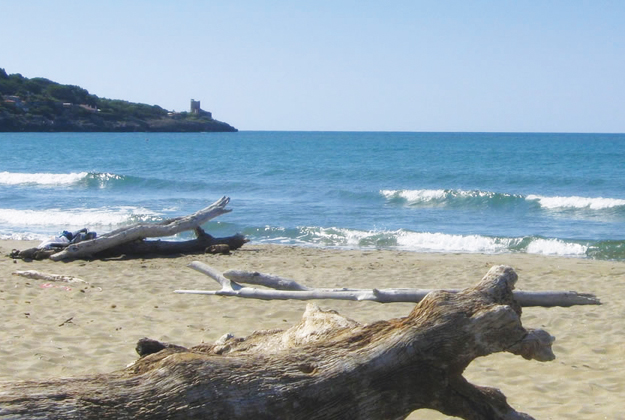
[50,196,232,261]
[89,229,247,258]
[0,265,553,419]
[175,263,600,307]
[9,197,246,261]
[12,270,87,284]
[10,229,245,261]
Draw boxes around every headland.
[0,69,237,132]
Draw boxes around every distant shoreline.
[0,69,238,132]
[0,114,238,133]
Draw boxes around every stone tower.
[190,99,201,114]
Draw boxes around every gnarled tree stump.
[0,266,554,419]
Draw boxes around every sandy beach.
[1,240,624,419]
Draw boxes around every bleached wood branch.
[176,262,601,307]
[50,196,232,261]
[507,290,600,307]
[223,269,312,291]
[13,270,87,284]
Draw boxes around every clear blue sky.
[2,1,624,132]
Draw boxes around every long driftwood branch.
[0,266,555,419]
[176,263,600,307]
[44,196,233,261]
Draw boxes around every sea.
[1,131,624,260]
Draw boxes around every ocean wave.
[586,240,625,260]
[0,171,208,193]
[0,171,89,185]
[381,189,625,215]
[395,230,517,253]
[523,238,588,256]
[0,232,48,241]
[380,189,524,208]
[0,171,124,187]
[243,225,625,260]
[527,194,625,210]
[0,207,162,229]
[396,232,590,257]
[381,189,447,204]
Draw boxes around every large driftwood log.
[10,197,245,261]
[1,266,555,419]
[91,229,247,258]
[175,263,600,307]
[10,229,246,261]
[50,196,232,260]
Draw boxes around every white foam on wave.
[380,189,447,203]
[0,232,48,241]
[297,226,514,253]
[0,207,161,228]
[527,194,625,210]
[257,225,593,257]
[396,230,511,253]
[0,171,89,186]
[312,227,372,246]
[525,238,588,256]
[380,188,505,205]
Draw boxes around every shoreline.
[2,234,623,262]
[1,240,624,418]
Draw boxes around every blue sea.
[1,132,624,260]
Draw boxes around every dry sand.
[1,240,624,419]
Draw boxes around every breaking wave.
[0,206,162,237]
[526,194,625,210]
[381,189,625,215]
[381,189,526,208]
[0,171,124,187]
[241,225,625,260]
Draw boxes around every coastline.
[1,240,624,418]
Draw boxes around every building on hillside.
[190,99,201,114]
[190,99,212,118]
[3,95,29,111]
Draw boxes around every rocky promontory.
[0,69,237,132]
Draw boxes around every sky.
[2,1,624,132]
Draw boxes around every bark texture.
[0,266,554,420]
